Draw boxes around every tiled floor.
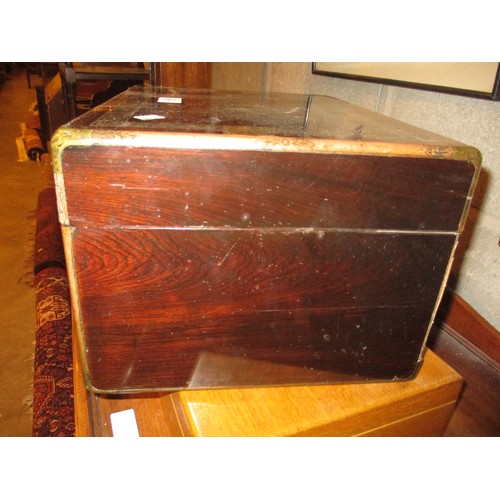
[0,68,45,436]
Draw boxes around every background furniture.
[59,63,151,119]
[35,63,152,152]
[35,63,209,150]
[36,73,68,150]
[150,62,210,88]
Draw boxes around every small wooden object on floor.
[73,342,463,437]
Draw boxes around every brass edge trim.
[61,226,92,391]
[51,128,85,226]
[50,127,94,174]
[451,145,482,168]
[50,126,482,161]
[53,173,68,226]
[457,153,482,233]
[81,227,458,235]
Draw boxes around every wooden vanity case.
[51,87,480,393]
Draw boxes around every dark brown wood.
[438,289,500,365]
[53,87,481,393]
[427,325,500,436]
[431,294,499,436]
[61,147,474,232]
[70,227,456,391]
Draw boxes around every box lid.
[52,87,481,234]
[52,86,481,164]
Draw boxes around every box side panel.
[70,228,456,392]
[60,147,475,232]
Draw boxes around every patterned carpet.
[32,182,75,437]
[33,187,66,275]
[32,267,74,436]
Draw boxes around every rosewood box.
[52,87,480,393]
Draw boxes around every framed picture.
[312,62,500,101]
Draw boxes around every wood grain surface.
[60,147,475,231]
[69,227,456,391]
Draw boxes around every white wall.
[211,62,500,331]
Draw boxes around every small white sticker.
[133,114,166,121]
[158,96,183,104]
[110,409,140,437]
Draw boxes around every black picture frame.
[312,63,500,101]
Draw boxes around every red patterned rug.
[34,187,66,274]
[32,184,75,437]
[32,266,74,436]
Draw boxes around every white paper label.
[110,409,140,437]
[158,96,183,104]
[133,114,166,121]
